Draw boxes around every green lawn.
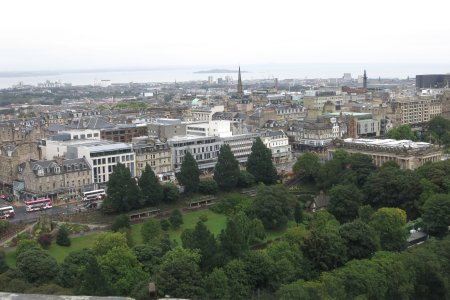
[5,232,102,267]
[131,209,227,245]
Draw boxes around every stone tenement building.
[387,97,442,127]
[0,142,40,192]
[328,138,442,170]
[133,140,173,181]
[17,157,92,199]
[0,118,48,143]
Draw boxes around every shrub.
[0,220,10,236]
[111,214,130,232]
[16,239,41,257]
[37,234,53,249]
[237,171,255,188]
[198,214,208,223]
[199,180,218,195]
[160,219,170,231]
[56,226,71,247]
[169,209,183,230]
[162,183,180,203]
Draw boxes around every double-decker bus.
[82,189,106,201]
[24,198,53,212]
[0,206,15,219]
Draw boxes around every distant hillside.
[194,69,248,74]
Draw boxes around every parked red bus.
[24,198,53,212]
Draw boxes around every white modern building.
[65,141,135,185]
[261,130,292,164]
[186,120,233,138]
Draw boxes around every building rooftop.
[342,138,433,150]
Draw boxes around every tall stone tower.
[237,66,243,98]
[363,69,368,89]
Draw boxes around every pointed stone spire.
[363,69,368,89]
[237,66,243,98]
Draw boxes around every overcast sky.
[1,0,449,71]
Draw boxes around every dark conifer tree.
[177,152,200,194]
[138,164,163,206]
[214,144,240,191]
[247,137,278,185]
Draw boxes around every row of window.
[92,155,134,165]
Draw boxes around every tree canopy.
[177,152,200,194]
[138,164,163,206]
[293,152,320,182]
[247,137,278,185]
[214,144,240,190]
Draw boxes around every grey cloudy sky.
[1,0,449,71]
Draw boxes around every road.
[1,199,81,224]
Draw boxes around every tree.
[77,254,111,296]
[141,218,162,244]
[156,247,204,299]
[219,218,248,260]
[111,214,131,232]
[224,259,251,300]
[387,124,418,141]
[308,210,340,234]
[369,207,408,251]
[57,249,96,289]
[422,194,450,236]
[204,268,230,300]
[241,250,275,290]
[0,251,8,274]
[302,230,347,272]
[160,219,170,231]
[181,221,218,271]
[103,163,141,213]
[247,137,278,185]
[327,183,363,223]
[37,233,53,249]
[133,244,164,275]
[214,144,240,190]
[15,239,41,257]
[340,220,379,260]
[293,152,320,182]
[177,152,200,194]
[138,164,163,206]
[249,185,292,230]
[56,225,71,246]
[93,232,128,256]
[98,246,147,296]
[16,249,59,284]
[169,209,183,230]
[237,171,255,188]
[162,183,180,203]
[198,180,218,195]
[294,202,304,225]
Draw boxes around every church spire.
[237,66,243,98]
[363,69,368,89]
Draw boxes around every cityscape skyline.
[1,0,449,72]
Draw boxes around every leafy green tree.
[16,249,59,284]
[340,220,379,260]
[369,207,408,251]
[387,124,418,141]
[364,166,422,218]
[276,280,319,300]
[57,249,96,289]
[93,232,128,256]
[358,204,374,223]
[181,221,218,271]
[204,268,230,300]
[177,152,200,194]
[169,209,183,229]
[214,144,240,190]
[237,170,255,188]
[111,214,131,232]
[224,259,251,300]
[160,219,170,231]
[103,163,141,213]
[328,183,363,223]
[25,283,71,296]
[0,251,8,274]
[133,244,164,275]
[308,210,340,234]
[302,230,347,272]
[426,116,450,144]
[219,218,248,260]
[15,239,41,257]
[241,250,275,290]
[156,247,204,299]
[294,201,303,226]
[212,193,252,216]
[55,225,71,247]
[98,246,147,296]
[138,164,163,206]
[249,185,292,230]
[77,254,111,296]
[293,152,320,182]
[422,194,450,236]
[247,137,278,185]
[198,179,218,195]
[141,218,162,244]
[162,183,180,203]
